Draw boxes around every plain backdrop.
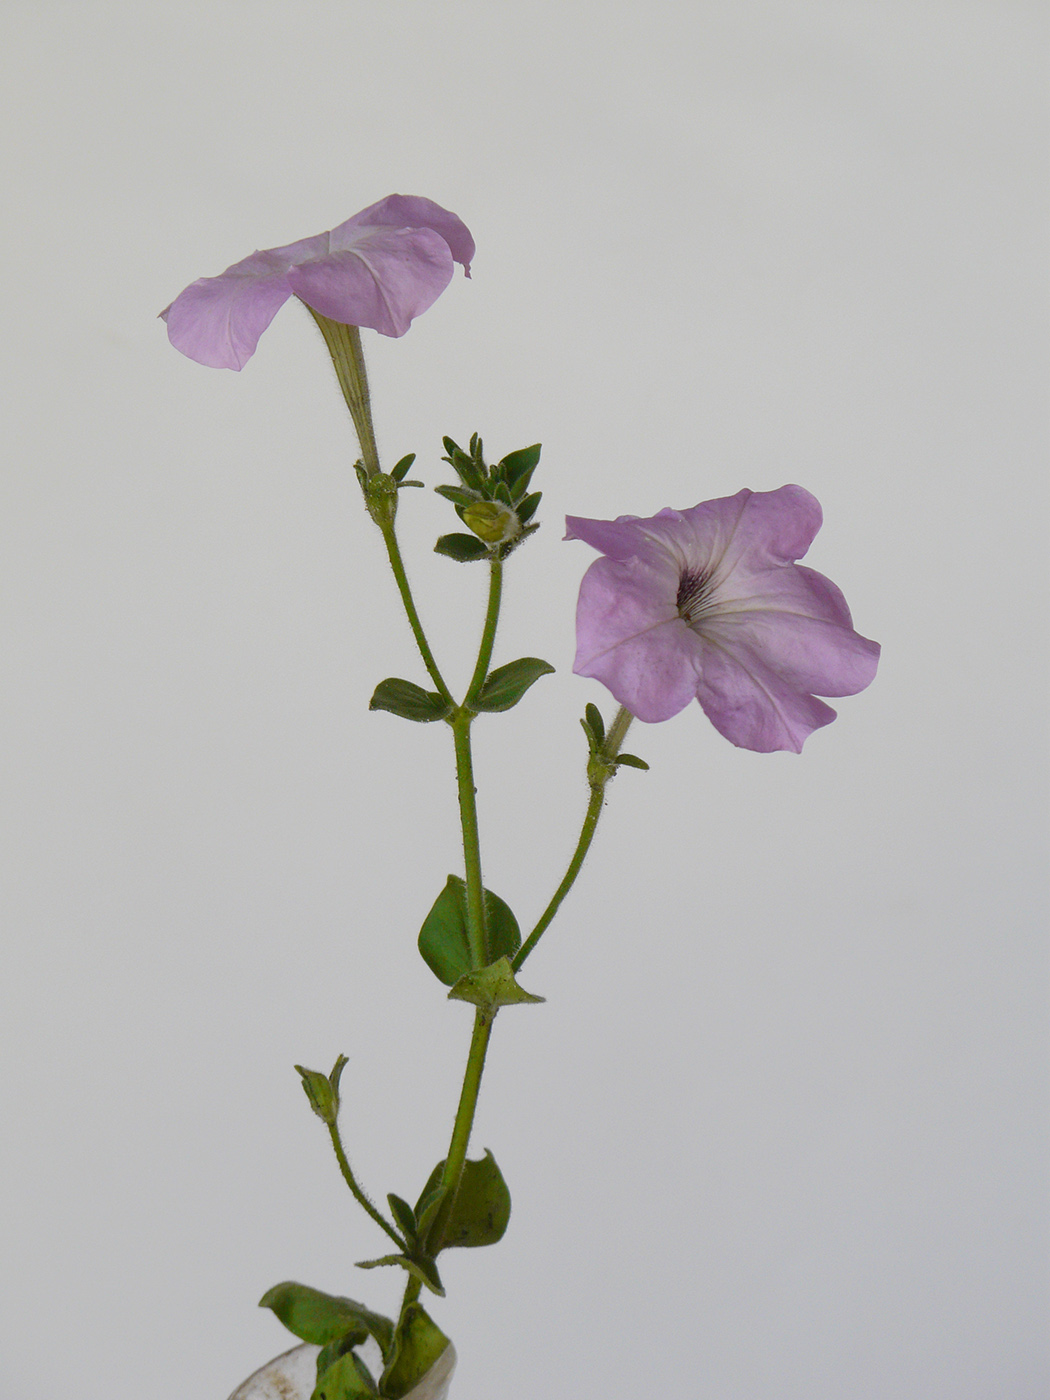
[1,3,1046,1398]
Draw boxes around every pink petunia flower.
[161,195,474,370]
[567,486,879,753]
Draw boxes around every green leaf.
[417,876,521,984]
[434,532,489,562]
[473,657,555,713]
[387,1193,417,1242]
[498,444,541,490]
[416,1150,511,1250]
[355,1253,444,1297]
[312,1349,377,1400]
[417,876,471,985]
[389,454,416,483]
[259,1283,393,1352]
[448,956,545,1014]
[379,1304,451,1400]
[615,752,650,771]
[369,679,452,723]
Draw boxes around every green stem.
[424,1008,495,1255]
[378,519,455,708]
[465,555,503,706]
[512,706,635,971]
[452,712,488,967]
[306,309,381,479]
[326,1120,405,1250]
[420,560,507,1253]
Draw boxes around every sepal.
[615,753,650,770]
[389,454,417,483]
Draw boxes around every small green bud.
[295,1064,338,1125]
[461,500,519,545]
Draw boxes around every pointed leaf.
[448,956,545,1014]
[259,1283,393,1351]
[369,679,452,724]
[417,876,471,985]
[379,1304,451,1400]
[473,657,555,713]
[312,1348,377,1400]
[434,532,488,563]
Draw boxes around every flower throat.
[676,568,715,627]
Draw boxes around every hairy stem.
[327,1120,405,1250]
[513,706,635,970]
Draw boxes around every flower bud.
[461,500,519,545]
[295,1064,338,1124]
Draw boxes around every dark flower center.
[676,568,715,627]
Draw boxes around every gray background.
[2,3,1046,1398]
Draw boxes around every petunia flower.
[161,194,475,371]
[567,486,879,753]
